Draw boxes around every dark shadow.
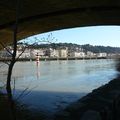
[13,90,86,119]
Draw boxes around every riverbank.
[55,74,120,120]
[0,57,107,62]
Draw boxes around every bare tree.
[0,31,57,120]
[34,32,57,44]
[0,1,57,119]
[0,32,57,94]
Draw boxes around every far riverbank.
[0,57,108,62]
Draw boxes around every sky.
[24,26,120,47]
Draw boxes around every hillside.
[81,44,120,53]
[18,42,120,53]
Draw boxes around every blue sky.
[25,26,120,47]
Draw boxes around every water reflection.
[12,59,117,93]
[36,61,40,80]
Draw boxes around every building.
[69,51,85,58]
[29,49,46,58]
[96,53,107,57]
[50,49,59,57]
[86,51,94,57]
[58,48,68,58]
[79,52,85,57]
[16,49,31,58]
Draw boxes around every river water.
[0,59,118,117]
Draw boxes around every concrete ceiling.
[0,0,120,47]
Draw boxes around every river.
[0,59,118,117]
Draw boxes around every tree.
[0,32,57,120]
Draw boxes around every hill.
[18,42,120,54]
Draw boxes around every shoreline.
[0,57,108,62]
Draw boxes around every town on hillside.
[0,43,120,59]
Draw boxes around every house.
[86,51,94,57]
[97,53,107,57]
[50,49,59,57]
[16,49,31,58]
[58,48,68,58]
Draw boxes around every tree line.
[18,42,120,53]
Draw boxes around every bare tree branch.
[3,61,10,66]
[15,85,38,101]
[34,33,57,44]
[0,41,13,56]
[15,46,26,62]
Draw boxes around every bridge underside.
[0,0,120,47]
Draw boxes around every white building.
[86,51,94,57]
[97,53,107,57]
[70,52,79,57]
[16,49,31,58]
[30,49,45,58]
[50,49,59,57]
[69,51,85,57]
[58,48,68,58]
[79,52,85,57]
